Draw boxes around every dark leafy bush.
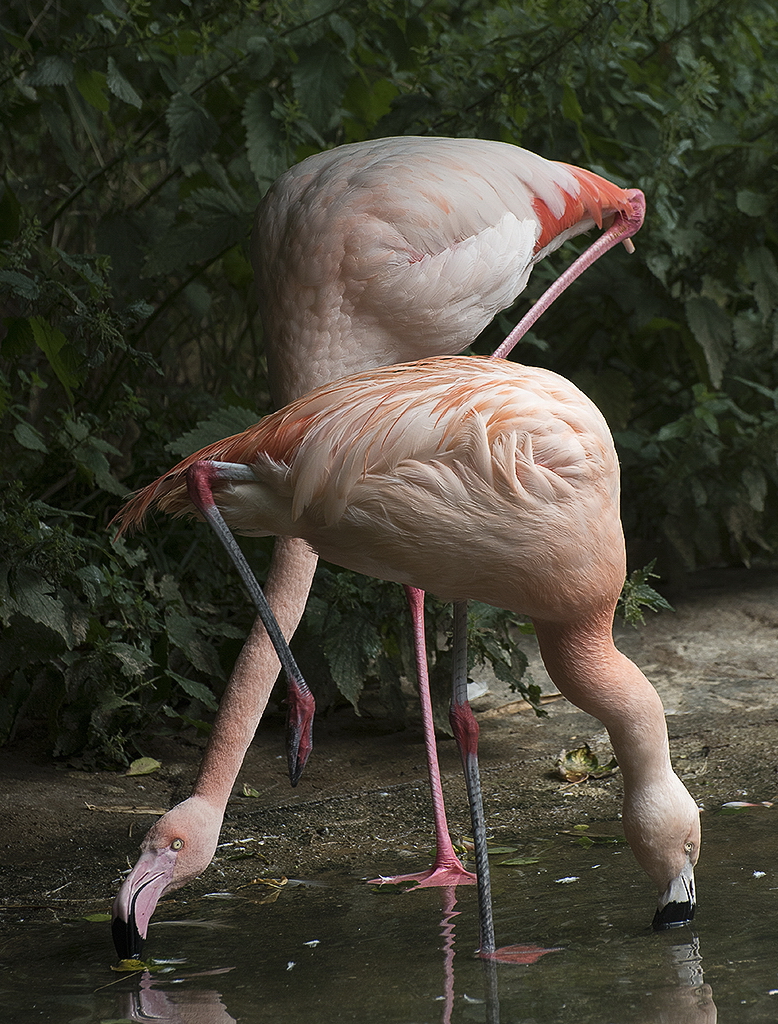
[1,0,776,761]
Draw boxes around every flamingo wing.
[254,137,634,401]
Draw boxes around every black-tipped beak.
[112,910,144,960]
[111,846,177,959]
[652,861,696,930]
[652,899,695,930]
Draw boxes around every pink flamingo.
[111,137,644,958]
[113,356,700,954]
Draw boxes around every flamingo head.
[622,773,701,930]
[111,796,221,960]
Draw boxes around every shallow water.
[3,809,777,1023]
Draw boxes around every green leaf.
[684,297,731,388]
[106,57,142,109]
[245,35,275,80]
[3,30,32,53]
[125,756,162,776]
[13,421,49,453]
[29,315,81,401]
[736,190,770,217]
[27,54,74,87]
[166,92,220,168]
[166,670,218,710]
[617,561,673,626]
[9,572,74,647]
[324,614,381,708]
[2,317,35,362]
[561,82,583,126]
[77,447,127,496]
[143,189,247,276]
[41,99,82,174]
[74,65,109,112]
[242,89,288,188]
[744,247,778,322]
[165,610,222,679]
[166,405,260,457]
[292,43,351,134]
[104,641,154,677]
[0,269,40,301]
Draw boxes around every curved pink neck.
[491,189,646,360]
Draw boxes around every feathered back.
[252,137,638,403]
[112,356,617,538]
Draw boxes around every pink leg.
[369,586,475,888]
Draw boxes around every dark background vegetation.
[1,0,776,765]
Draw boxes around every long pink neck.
[492,189,646,360]
[192,536,318,810]
[533,611,673,789]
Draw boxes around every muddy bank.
[0,567,776,932]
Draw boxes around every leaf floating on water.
[564,824,623,847]
[111,957,158,972]
[125,757,162,777]
[86,802,167,814]
[556,744,618,783]
[241,784,261,798]
[83,912,111,922]
[238,875,288,904]
[497,855,540,866]
[463,838,518,855]
[248,875,288,889]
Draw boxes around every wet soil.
[1,567,776,930]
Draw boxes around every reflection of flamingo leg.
[369,587,476,887]
[448,600,496,954]
[438,888,458,1024]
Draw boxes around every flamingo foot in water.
[369,858,476,888]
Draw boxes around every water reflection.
[8,810,778,1022]
[117,892,718,1024]
[655,936,717,1024]
[123,976,236,1024]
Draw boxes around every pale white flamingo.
[112,356,700,957]
[111,137,644,958]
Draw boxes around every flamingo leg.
[369,586,475,887]
[186,461,314,786]
[449,600,496,955]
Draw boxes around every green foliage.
[616,560,674,626]
[1,0,777,760]
[0,485,247,764]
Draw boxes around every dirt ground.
[1,566,776,928]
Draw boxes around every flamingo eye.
[171,838,184,851]
[684,841,695,854]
